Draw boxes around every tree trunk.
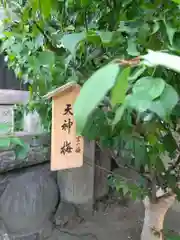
[141,194,175,240]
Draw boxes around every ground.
[48,200,180,240]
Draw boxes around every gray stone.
[12,233,40,240]
[0,165,59,236]
[57,141,111,218]
[0,133,50,173]
[57,140,95,206]
[0,146,50,173]
[48,230,96,240]
[54,202,77,227]
[0,90,29,105]
[54,202,84,229]
[0,219,10,240]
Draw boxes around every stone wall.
[0,132,59,239]
[0,133,111,239]
[0,132,50,173]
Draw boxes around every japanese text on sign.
[60,104,82,155]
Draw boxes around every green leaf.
[14,143,29,160]
[99,31,113,44]
[151,21,160,35]
[38,51,55,66]
[61,32,86,55]
[171,0,180,4]
[41,0,52,18]
[129,65,146,82]
[111,67,130,106]
[126,92,152,112]
[162,133,177,155]
[80,0,90,6]
[82,108,109,140]
[167,236,180,240]
[133,77,166,100]
[174,188,180,201]
[127,38,140,56]
[155,157,166,173]
[149,84,179,118]
[112,105,126,125]
[0,137,11,148]
[164,21,176,46]
[10,137,24,147]
[124,138,146,168]
[133,138,147,168]
[122,185,129,195]
[74,63,120,134]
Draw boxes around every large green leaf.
[38,51,55,66]
[164,20,176,46]
[162,133,178,155]
[149,84,179,118]
[10,137,24,147]
[99,31,113,44]
[61,32,86,55]
[14,143,29,160]
[133,77,166,100]
[40,0,52,18]
[112,105,126,125]
[171,0,180,3]
[125,137,147,168]
[126,92,153,112]
[111,67,130,106]
[74,63,120,134]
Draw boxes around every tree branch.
[168,154,180,172]
[151,168,157,203]
[33,21,61,53]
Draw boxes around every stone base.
[0,163,58,239]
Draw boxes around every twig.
[96,142,151,182]
[114,56,141,67]
[168,154,180,172]
[33,21,60,53]
[151,169,157,203]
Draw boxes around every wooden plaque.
[51,84,84,170]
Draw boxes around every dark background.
[0,54,28,90]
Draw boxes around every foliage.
[1,0,180,202]
[0,123,29,159]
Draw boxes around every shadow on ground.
[47,201,180,240]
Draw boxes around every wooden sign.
[44,82,84,170]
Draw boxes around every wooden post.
[45,82,110,215]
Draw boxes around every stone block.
[57,140,95,206]
[0,163,59,237]
[57,140,111,217]
[0,90,29,105]
[0,133,50,173]
[0,105,14,133]
[54,201,79,228]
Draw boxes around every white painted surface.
[0,105,14,133]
